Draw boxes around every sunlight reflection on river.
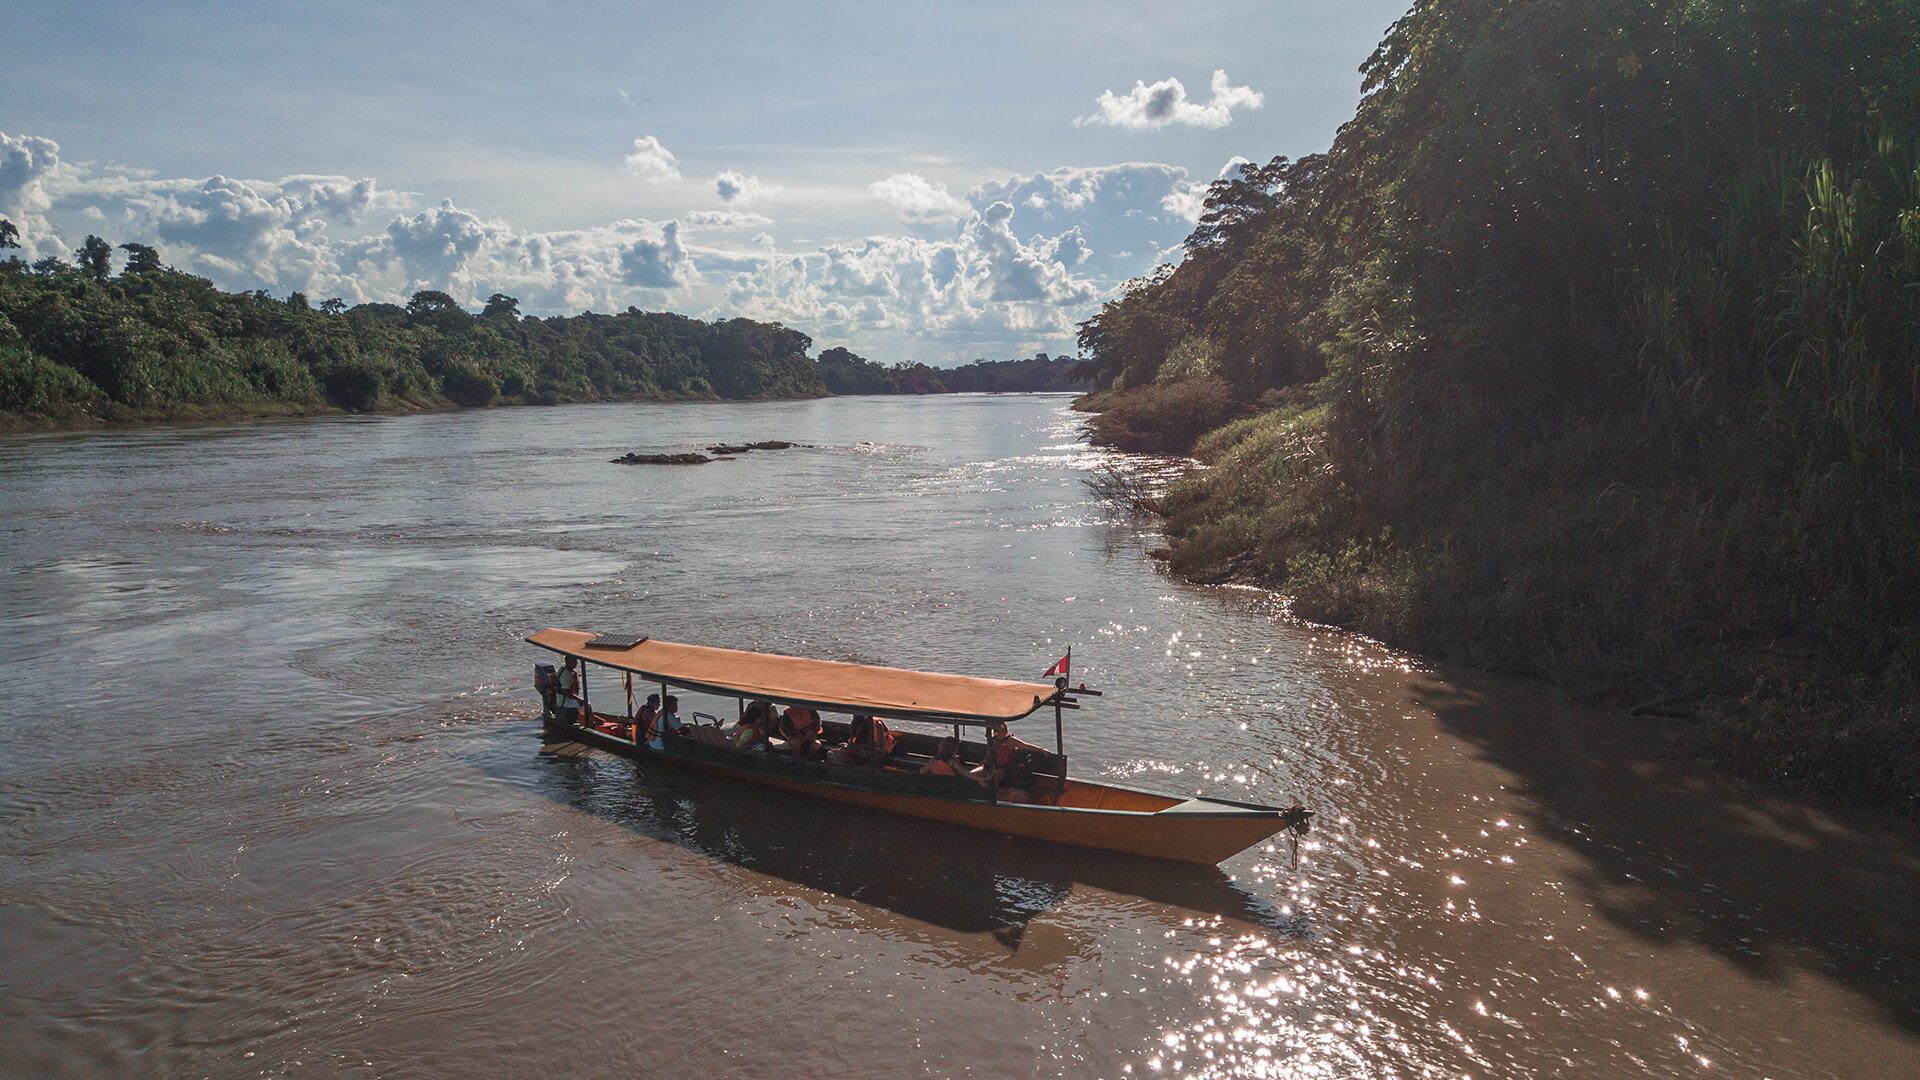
[2,396,1915,1078]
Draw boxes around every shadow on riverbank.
[1412,669,1920,1034]
[498,728,1302,953]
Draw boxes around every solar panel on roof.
[586,633,648,649]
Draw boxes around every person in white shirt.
[555,658,585,726]
[648,695,684,749]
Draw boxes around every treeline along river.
[1,396,1916,1077]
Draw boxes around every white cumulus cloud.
[715,199,1097,353]
[622,136,681,184]
[377,199,500,287]
[868,173,969,227]
[968,163,1198,268]
[713,170,769,204]
[0,131,61,212]
[0,131,67,259]
[618,219,696,288]
[683,209,773,229]
[1161,181,1208,223]
[1075,70,1263,130]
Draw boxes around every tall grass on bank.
[1619,142,1920,804]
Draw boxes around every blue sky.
[2,0,1406,364]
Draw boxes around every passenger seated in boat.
[730,701,773,751]
[556,657,585,727]
[776,705,823,758]
[731,699,767,734]
[635,693,661,740]
[648,695,685,749]
[971,721,1045,802]
[827,714,894,766]
[919,736,963,776]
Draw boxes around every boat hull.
[546,720,1292,865]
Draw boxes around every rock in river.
[611,452,719,465]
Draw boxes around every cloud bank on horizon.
[0,126,1229,363]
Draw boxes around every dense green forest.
[1075,0,1920,806]
[0,238,1081,427]
[818,346,1085,395]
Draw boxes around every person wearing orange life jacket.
[635,693,661,742]
[970,720,1046,802]
[919,736,964,776]
[828,714,894,766]
[776,705,824,759]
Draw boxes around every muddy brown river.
[1,395,1915,1078]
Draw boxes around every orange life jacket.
[782,707,820,739]
[848,716,896,752]
[991,738,1018,769]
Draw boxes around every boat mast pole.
[1053,645,1069,756]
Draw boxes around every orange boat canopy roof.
[527,628,1063,724]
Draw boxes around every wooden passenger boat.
[526,629,1311,865]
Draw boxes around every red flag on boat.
[1044,650,1070,679]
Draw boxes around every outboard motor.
[533,662,557,714]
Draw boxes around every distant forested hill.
[1071,0,1920,806]
[0,249,825,424]
[0,241,1084,427]
[818,346,1085,395]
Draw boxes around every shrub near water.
[1157,400,1415,637]
[1079,377,1241,454]
[0,343,104,417]
[441,365,500,407]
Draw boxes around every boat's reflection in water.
[522,728,1305,952]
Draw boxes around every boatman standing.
[556,657,586,726]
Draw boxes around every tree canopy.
[0,262,831,419]
[1074,0,1920,805]
[75,236,113,283]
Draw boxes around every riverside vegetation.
[0,234,1082,429]
[1075,0,1920,808]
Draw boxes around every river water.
[1,395,1915,1079]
